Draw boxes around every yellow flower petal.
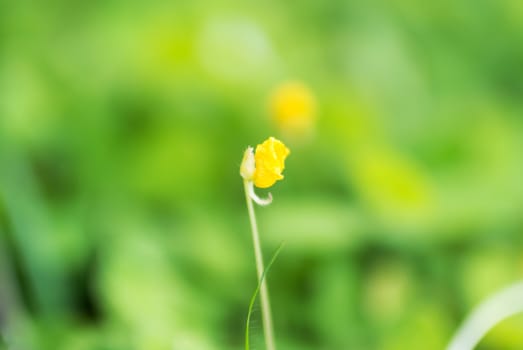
[253,137,290,188]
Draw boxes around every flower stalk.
[243,179,276,350]
[240,137,290,350]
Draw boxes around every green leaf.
[245,242,285,350]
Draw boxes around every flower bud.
[240,146,255,180]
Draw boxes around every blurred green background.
[1,0,523,349]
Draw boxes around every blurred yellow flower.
[253,137,290,188]
[269,81,316,138]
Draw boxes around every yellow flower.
[269,81,317,138]
[240,137,290,188]
[253,137,290,188]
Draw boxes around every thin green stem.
[243,180,276,350]
[245,242,284,350]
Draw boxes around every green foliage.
[1,0,523,349]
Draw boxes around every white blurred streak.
[447,281,523,350]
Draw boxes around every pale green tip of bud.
[240,146,255,180]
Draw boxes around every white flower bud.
[240,146,255,180]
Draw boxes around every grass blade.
[245,242,285,350]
